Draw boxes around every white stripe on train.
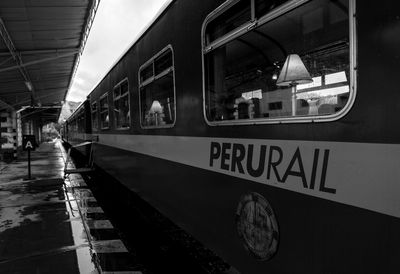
[92,133,400,219]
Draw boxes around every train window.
[71,119,76,132]
[140,64,153,84]
[78,112,85,132]
[100,93,110,129]
[203,0,354,124]
[255,0,290,19]
[155,50,173,75]
[205,0,252,45]
[139,46,176,128]
[91,102,98,131]
[113,79,130,129]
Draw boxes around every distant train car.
[65,0,400,273]
[64,100,92,156]
[60,122,67,142]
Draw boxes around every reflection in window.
[100,94,109,129]
[113,80,130,129]
[139,47,175,128]
[77,111,85,132]
[205,0,251,44]
[255,0,290,19]
[91,102,98,131]
[204,0,351,122]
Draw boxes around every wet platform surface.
[0,141,141,274]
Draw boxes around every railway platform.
[0,140,142,274]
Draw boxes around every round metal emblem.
[236,192,279,260]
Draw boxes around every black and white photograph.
[0,0,399,273]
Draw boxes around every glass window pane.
[155,50,173,75]
[205,0,251,45]
[91,102,98,130]
[205,0,350,122]
[114,96,130,128]
[77,112,85,132]
[141,71,175,127]
[114,80,130,129]
[140,64,153,83]
[140,47,175,128]
[255,0,290,19]
[121,81,129,95]
[114,86,121,98]
[100,95,109,128]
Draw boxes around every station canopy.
[0,0,99,124]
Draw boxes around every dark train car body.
[65,0,400,273]
[63,100,92,156]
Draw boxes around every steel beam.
[0,48,80,57]
[0,51,79,73]
[0,98,14,111]
[0,17,35,104]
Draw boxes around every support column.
[0,110,17,161]
[17,112,22,147]
[0,111,6,161]
[11,111,17,159]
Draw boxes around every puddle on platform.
[0,206,40,233]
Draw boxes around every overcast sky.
[65,0,169,103]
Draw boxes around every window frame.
[113,78,131,130]
[77,110,85,133]
[138,44,177,129]
[91,101,99,131]
[99,92,110,130]
[201,0,357,126]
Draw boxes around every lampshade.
[149,100,163,113]
[276,54,312,86]
[24,81,33,91]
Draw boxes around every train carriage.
[63,100,92,156]
[65,0,400,273]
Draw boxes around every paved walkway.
[0,140,143,274]
[0,141,98,273]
